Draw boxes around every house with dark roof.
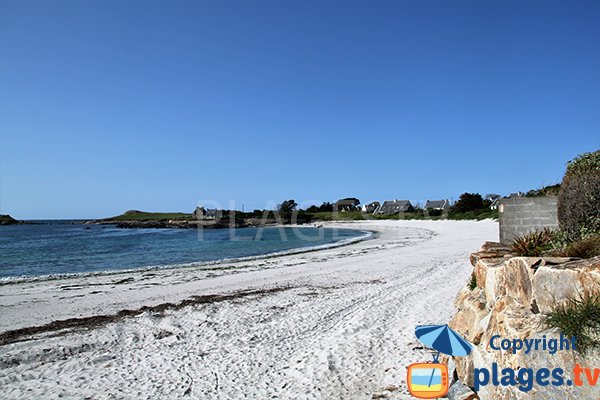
[375,200,414,214]
[361,201,380,213]
[334,198,360,212]
[424,199,450,211]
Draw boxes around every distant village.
[191,190,539,221]
[326,192,529,214]
[83,185,559,229]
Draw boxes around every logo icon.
[407,362,449,399]
[407,324,473,399]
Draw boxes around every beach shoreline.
[0,225,374,285]
[0,219,498,399]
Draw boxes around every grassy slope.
[104,211,194,222]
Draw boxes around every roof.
[376,200,413,214]
[424,200,449,209]
[334,198,360,207]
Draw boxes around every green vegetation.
[511,228,555,256]
[308,208,498,222]
[561,235,600,259]
[446,192,497,220]
[277,199,298,223]
[105,189,506,226]
[310,211,364,221]
[102,207,316,226]
[526,183,561,197]
[426,208,444,217]
[468,273,477,291]
[511,150,600,258]
[371,212,429,220]
[105,210,194,222]
[557,150,600,240]
[510,228,600,258]
[453,193,485,213]
[543,292,600,355]
[447,208,498,221]
[306,202,333,213]
[0,214,19,225]
[302,191,499,222]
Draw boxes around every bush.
[526,183,561,197]
[559,235,600,259]
[453,193,485,213]
[426,209,443,217]
[557,150,600,240]
[511,228,555,256]
[543,292,600,354]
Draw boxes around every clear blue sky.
[1,0,599,219]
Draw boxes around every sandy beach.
[0,220,498,399]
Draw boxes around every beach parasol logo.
[406,324,473,399]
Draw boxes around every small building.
[361,201,380,213]
[498,196,558,244]
[334,198,360,212]
[192,206,206,219]
[193,206,218,220]
[375,200,414,214]
[424,199,450,211]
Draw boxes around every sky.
[1,0,599,219]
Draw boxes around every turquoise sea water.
[0,222,367,280]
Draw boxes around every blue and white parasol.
[415,324,473,358]
[415,324,473,388]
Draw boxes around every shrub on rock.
[557,150,600,239]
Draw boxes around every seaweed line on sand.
[0,286,293,346]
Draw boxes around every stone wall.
[498,197,559,244]
[447,242,600,399]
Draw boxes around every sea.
[0,221,369,281]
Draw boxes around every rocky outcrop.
[448,242,600,399]
[0,214,20,225]
[91,210,293,230]
[92,214,249,229]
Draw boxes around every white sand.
[0,220,497,399]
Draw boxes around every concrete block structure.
[498,196,559,244]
